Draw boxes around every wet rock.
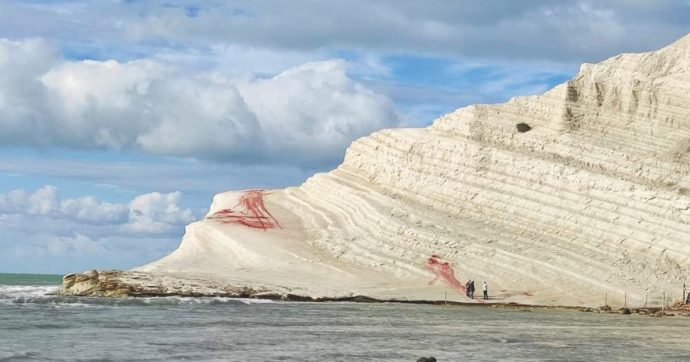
[253,292,284,300]
[349,295,380,303]
[61,270,129,297]
[516,122,532,133]
[59,270,306,300]
[282,293,314,302]
[416,357,437,362]
[669,301,690,311]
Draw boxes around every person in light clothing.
[482,281,488,300]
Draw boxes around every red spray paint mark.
[425,255,466,293]
[207,190,282,231]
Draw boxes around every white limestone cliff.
[78,34,690,307]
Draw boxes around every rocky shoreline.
[61,270,264,298]
[59,270,690,317]
[60,270,383,302]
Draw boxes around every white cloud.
[0,185,198,272]
[44,233,108,257]
[126,191,195,234]
[0,39,400,166]
[59,196,128,223]
[0,186,194,231]
[238,60,397,163]
[5,231,179,273]
[1,1,688,64]
[107,1,689,62]
[27,185,59,215]
[0,186,60,216]
[0,189,28,213]
[12,233,107,258]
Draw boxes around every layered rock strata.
[62,34,690,307]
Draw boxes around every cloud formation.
[1,3,687,168]
[0,184,201,272]
[126,1,690,62]
[0,39,399,166]
[0,185,195,234]
[1,1,687,63]
[0,1,688,273]
[126,192,195,234]
[42,233,108,257]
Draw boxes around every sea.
[1,273,690,362]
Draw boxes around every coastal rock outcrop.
[62,34,690,307]
[61,270,264,298]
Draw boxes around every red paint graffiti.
[207,190,282,231]
[425,255,466,293]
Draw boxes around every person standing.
[465,280,471,298]
[482,281,488,300]
[468,280,475,299]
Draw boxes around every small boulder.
[416,358,437,362]
[516,123,532,133]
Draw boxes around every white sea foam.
[125,296,277,306]
[0,285,59,302]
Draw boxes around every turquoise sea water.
[1,273,690,361]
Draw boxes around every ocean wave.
[101,296,276,307]
[0,285,60,301]
[0,351,42,361]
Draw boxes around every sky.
[0,0,688,274]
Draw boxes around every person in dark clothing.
[468,280,475,299]
[465,280,471,297]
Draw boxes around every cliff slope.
[65,34,690,307]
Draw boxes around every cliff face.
[74,34,690,307]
